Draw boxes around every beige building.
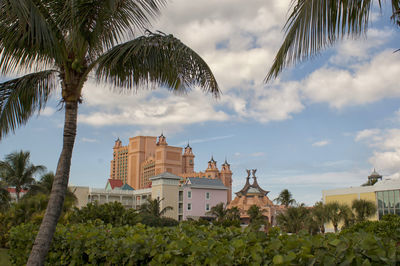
[110,134,233,203]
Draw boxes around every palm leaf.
[0,0,66,73]
[59,0,167,62]
[94,32,220,97]
[266,0,380,82]
[0,70,59,139]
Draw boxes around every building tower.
[110,138,128,183]
[205,156,219,179]
[154,133,183,177]
[367,169,383,186]
[220,158,233,203]
[182,143,195,174]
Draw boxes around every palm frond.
[60,0,167,62]
[0,0,66,74]
[0,70,59,139]
[266,0,376,82]
[94,32,220,97]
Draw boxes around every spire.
[186,140,191,148]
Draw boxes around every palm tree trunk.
[26,101,78,266]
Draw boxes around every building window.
[187,203,192,211]
[187,191,192,199]
[206,192,210,200]
[377,190,400,219]
[205,203,210,211]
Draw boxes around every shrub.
[9,222,400,265]
[341,214,400,241]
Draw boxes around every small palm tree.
[274,189,296,207]
[25,172,77,205]
[140,197,173,218]
[226,206,241,221]
[351,199,377,222]
[311,201,328,234]
[0,151,45,201]
[266,0,400,81]
[247,205,263,223]
[207,202,227,222]
[0,1,219,263]
[325,202,350,232]
[276,205,309,233]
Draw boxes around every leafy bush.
[341,214,400,241]
[67,201,139,226]
[9,222,400,265]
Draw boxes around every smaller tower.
[367,169,382,186]
[113,138,122,148]
[157,133,167,146]
[205,156,219,179]
[182,142,195,173]
[220,158,233,203]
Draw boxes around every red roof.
[108,179,123,189]
[7,188,28,193]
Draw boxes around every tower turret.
[182,142,195,173]
[220,158,233,203]
[157,133,167,146]
[205,156,219,179]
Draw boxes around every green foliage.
[341,214,400,241]
[0,248,11,266]
[67,202,139,227]
[139,197,173,218]
[0,193,74,248]
[276,206,310,233]
[9,222,400,265]
[274,189,296,207]
[351,199,377,223]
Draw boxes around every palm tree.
[274,189,296,207]
[266,0,400,81]
[0,1,219,264]
[311,201,328,234]
[247,204,263,223]
[207,202,227,222]
[226,206,241,221]
[25,172,77,206]
[140,197,173,218]
[351,199,377,222]
[276,205,309,233]
[325,202,350,232]
[0,151,45,201]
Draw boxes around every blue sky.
[1,0,400,205]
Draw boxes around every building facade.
[228,169,286,225]
[110,134,233,203]
[72,172,228,221]
[322,170,400,230]
[182,177,228,221]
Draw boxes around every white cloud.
[250,152,265,157]
[355,126,400,177]
[312,140,330,147]
[175,134,234,146]
[301,50,400,108]
[40,107,56,116]
[355,129,381,142]
[81,137,97,143]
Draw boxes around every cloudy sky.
[1,0,400,205]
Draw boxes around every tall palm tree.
[266,0,400,81]
[0,1,219,264]
[0,151,45,201]
[274,189,296,207]
[247,204,263,223]
[140,197,173,218]
[351,199,377,222]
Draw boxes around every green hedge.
[340,214,400,241]
[9,223,400,265]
